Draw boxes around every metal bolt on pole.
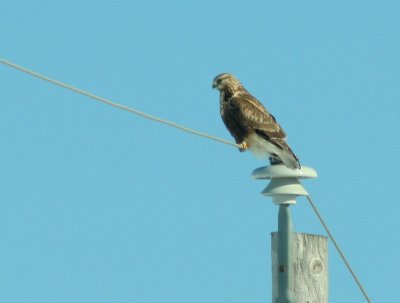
[277,204,296,303]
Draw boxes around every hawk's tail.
[245,132,301,170]
[272,139,301,170]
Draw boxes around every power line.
[306,195,372,303]
[1,58,371,302]
[0,58,240,149]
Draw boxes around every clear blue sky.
[1,1,399,302]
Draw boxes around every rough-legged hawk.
[212,73,300,170]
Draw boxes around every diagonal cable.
[306,195,372,303]
[0,58,240,149]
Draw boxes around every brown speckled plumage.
[212,73,300,169]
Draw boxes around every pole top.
[252,165,318,205]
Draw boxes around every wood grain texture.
[272,233,328,303]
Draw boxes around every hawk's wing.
[229,93,286,140]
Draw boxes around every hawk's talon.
[239,142,249,152]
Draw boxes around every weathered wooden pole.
[252,165,328,303]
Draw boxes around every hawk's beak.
[212,82,217,89]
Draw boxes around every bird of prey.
[212,73,300,170]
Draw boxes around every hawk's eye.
[217,79,222,84]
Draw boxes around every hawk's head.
[212,73,243,92]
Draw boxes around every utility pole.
[252,165,328,303]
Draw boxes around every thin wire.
[0,58,240,149]
[306,195,372,303]
[2,58,371,302]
